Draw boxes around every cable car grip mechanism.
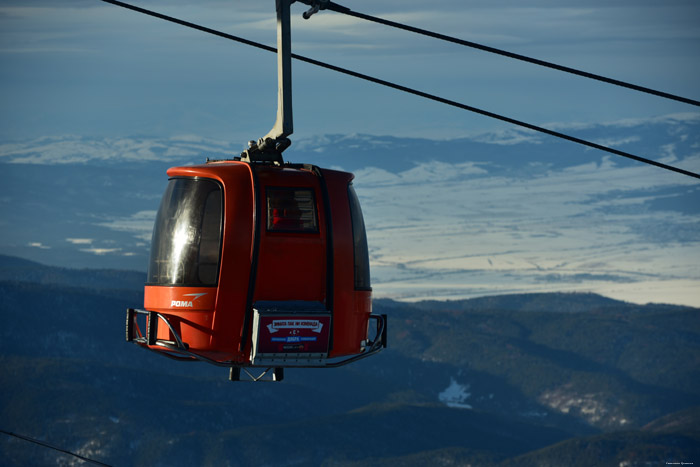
[297,0,330,19]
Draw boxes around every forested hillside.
[0,256,697,465]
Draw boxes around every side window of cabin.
[266,188,318,233]
[348,183,371,290]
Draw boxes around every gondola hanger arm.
[243,0,294,163]
[242,0,331,163]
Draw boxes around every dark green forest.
[0,255,698,466]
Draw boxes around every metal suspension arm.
[264,0,293,143]
[244,0,293,162]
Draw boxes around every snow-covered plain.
[2,115,698,307]
[356,156,700,307]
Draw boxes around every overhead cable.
[324,1,700,108]
[0,429,112,466]
[299,55,700,180]
[98,0,700,180]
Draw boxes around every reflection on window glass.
[266,188,318,232]
[147,178,223,286]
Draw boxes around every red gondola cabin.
[127,161,386,380]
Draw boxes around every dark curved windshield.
[147,178,223,286]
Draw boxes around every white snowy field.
[355,156,700,307]
[2,116,698,308]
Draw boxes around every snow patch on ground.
[438,378,472,409]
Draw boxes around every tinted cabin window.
[266,188,318,233]
[348,183,371,290]
[147,178,223,286]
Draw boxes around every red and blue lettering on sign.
[257,315,331,353]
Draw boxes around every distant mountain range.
[0,256,698,465]
[0,113,699,307]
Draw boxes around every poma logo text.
[170,293,207,308]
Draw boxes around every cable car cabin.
[126,161,386,381]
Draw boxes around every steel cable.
[324,1,700,108]
[0,429,112,466]
[99,0,700,180]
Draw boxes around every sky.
[0,1,699,307]
[1,0,699,143]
